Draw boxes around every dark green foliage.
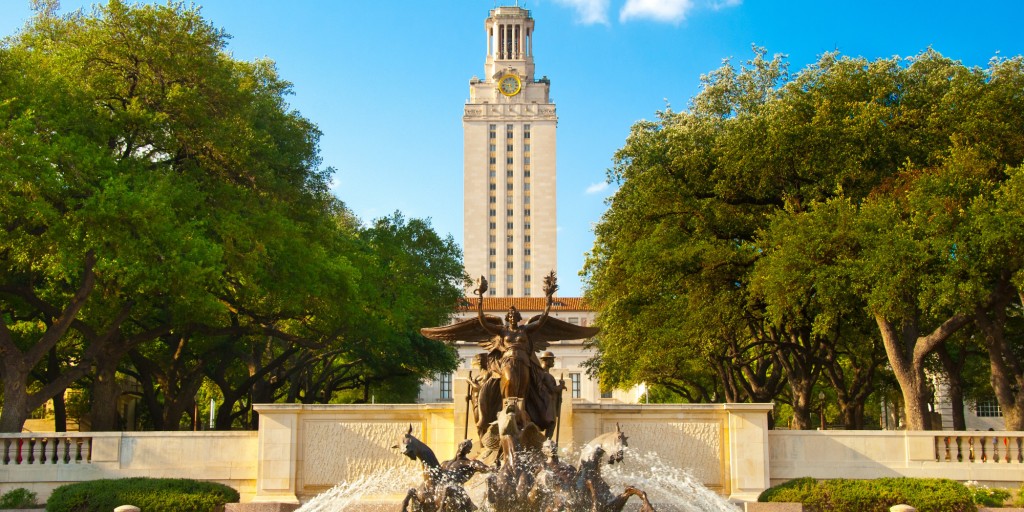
[758,477,974,512]
[968,485,1011,507]
[0,487,38,508]
[45,478,238,512]
[757,476,816,503]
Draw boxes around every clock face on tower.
[498,74,522,97]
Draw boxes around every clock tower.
[463,6,557,297]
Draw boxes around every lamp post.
[819,391,825,430]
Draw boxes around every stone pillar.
[252,404,301,504]
[726,404,773,502]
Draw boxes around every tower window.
[507,261,514,269]
[489,235,496,243]
[440,373,452,400]
[490,124,497,129]
[506,124,513,130]
[524,261,530,269]
[489,222,496,229]
[489,209,496,216]
[524,144,530,152]
[507,248,514,256]
[489,196,496,203]
[507,209,514,216]
[490,131,496,139]
[507,131,513,139]
[506,157,514,164]
[524,223,531,230]
[525,249,531,256]
[507,288,514,295]
[507,144,514,151]
[525,274,531,282]
[507,222,514,229]
[489,248,496,255]
[525,235,531,242]
[490,261,496,269]
[490,144,496,151]
[524,183,530,190]
[570,374,581,399]
[490,183,496,190]
[507,170,514,177]
[507,183,513,190]
[524,170,530,177]
[489,170,496,177]
[524,132,530,139]
[524,209,530,216]
[524,157,531,164]
[489,157,496,164]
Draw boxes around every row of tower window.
[490,261,532,269]
[490,209,531,217]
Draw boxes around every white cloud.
[585,181,610,194]
[552,0,611,25]
[619,0,740,23]
[620,0,694,23]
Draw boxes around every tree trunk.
[935,344,967,430]
[0,374,31,433]
[975,293,1024,431]
[47,347,68,432]
[88,364,123,431]
[875,313,968,430]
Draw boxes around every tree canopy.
[584,47,1024,430]
[0,1,466,432]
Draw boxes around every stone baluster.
[43,437,55,464]
[81,437,91,463]
[955,436,963,462]
[980,436,987,462]
[944,436,951,462]
[2,439,10,465]
[968,436,975,463]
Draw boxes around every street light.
[819,391,826,430]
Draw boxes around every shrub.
[46,478,239,512]
[965,481,1011,507]
[0,488,39,509]
[758,476,817,503]
[1016,482,1024,507]
[758,477,974,512]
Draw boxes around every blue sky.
[3,0,1023,296]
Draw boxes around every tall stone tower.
[463,6,557,298]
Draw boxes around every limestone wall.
[0,431,257,503]
[769,430,1024,487]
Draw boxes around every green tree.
[585,48,1024,430]
[0,0,352,432]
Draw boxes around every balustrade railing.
[935,433,1024,463]
[0,435,92,466]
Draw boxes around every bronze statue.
[407,271,657,511]
[420,271,597,439]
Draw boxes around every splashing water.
[601,447,738,512]
[296,466,420,512]
[295,446,738,512]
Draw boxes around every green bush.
[0,487,39,508]
[46,478,238,512]
[1016,483,1024,507]
[966,482,1011,507]
[757,476,817,503]
[758,477,974,512]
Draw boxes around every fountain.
[289,273,740,512]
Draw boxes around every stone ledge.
[744,503,802,512]
[225,504,299,512]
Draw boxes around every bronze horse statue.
[395,426,487,512]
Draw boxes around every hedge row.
[757,477,975,512]
[46,478,239,512]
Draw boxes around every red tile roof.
[458,296,592,312]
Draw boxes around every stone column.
[726,403,773,502]
[252,404,301,504]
